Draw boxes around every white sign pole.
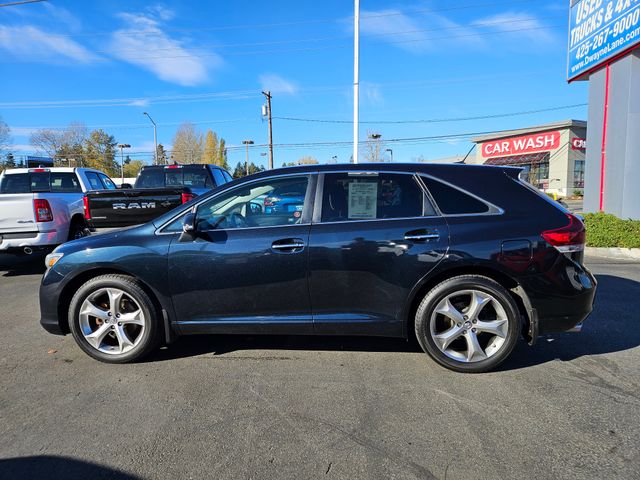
[353,0,360,164]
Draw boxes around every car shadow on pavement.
[0,252,46,277]
[148,273,640,371]
[0,455,142,480]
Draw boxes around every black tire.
[67,219,88,241]
[68,274,162,363]
[415,275,521,373]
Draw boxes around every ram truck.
[84,164,232,229]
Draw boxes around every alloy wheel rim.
[79,288,146,355]
[429,289,509,363]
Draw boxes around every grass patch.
[583,212,640,248]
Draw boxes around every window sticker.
[348,181,378,219]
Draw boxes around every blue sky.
[0,0,589,168]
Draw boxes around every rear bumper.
[0,230,64,251]
[523,261,597,334]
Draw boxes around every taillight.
[34,199,53,223]
[181,192,195,204]
[83,196,91,220]
[541,214,585,253]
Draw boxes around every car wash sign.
[568,0,640,81]
[481,131,561,158]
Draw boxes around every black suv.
[40,163,596,372]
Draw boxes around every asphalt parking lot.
[0,253,638,480]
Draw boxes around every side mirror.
[182,212,196,234]
[119,183,133,189]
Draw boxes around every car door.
[308,171,449,336]
[167,173,316,334]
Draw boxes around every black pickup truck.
[84,164,232,228]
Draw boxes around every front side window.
[195,176,309,231]
[321,172,428,222]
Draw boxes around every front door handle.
[271,238,305,252]
[404,230,439,242]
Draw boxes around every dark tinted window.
[321,173,428,222]
[422,177,489,214]
[50,173,81,192]
[85,172,104,190]
[0,172,81,193]
[136,169,164,188]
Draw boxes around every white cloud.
[109,8,218,86]
[43,3,83,32]
[361,83,383,105]
[359,9,431,53]
[473,12,554,43]
[128,99,150,107]
[259,74,299,95]
[0,25,97,64]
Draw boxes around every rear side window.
[321,173,430,222]
[422,177,489,215]
[212,169,226,187]
[98,174,117,190]
[85,172,104,190]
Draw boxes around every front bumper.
[39,267,67,335]
[0,230,63,251]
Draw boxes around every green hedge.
[583,212,640,248]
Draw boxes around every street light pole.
[143,112,158,165]
[242,140,254,176]
[118,143,131,184]
[386,148,393,163]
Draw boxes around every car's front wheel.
[68,274,161,363]
[415,275,521,373]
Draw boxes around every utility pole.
[243,140,254,176]
[353,0,360,164]
[118,143,131,183]
[262,91,274,170]
[143,112,158,165]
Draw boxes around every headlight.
[45,252,64,269]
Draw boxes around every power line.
[0,0,46,6]
[273,104,588,125]
[0,22,564,64]
[88,15,559,56]
[0,70,557,109]
[29,0,539,39]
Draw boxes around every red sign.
[482,131,561,158]
[571,138,586,150]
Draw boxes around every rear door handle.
[271,238,305,252]
[404,230,439,242]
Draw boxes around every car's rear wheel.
[415,275,521,373]
[68,220,88,241]
[68,274,161,363]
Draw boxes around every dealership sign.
[481,131,561,158]
[568,0,640,81]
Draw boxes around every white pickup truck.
[0,167,118,254]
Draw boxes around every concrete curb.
[585,247,640,261]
